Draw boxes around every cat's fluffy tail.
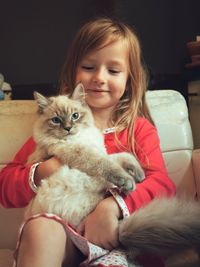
[119,197,200,259]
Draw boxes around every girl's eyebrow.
[82,58,125,67]
[108,60,125,66]
[107,60,127,70]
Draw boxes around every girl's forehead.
[82,39,129,61]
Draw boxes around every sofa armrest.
[192,149,200,200]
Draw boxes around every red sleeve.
[123,118,176,214]
[0,138,36,208]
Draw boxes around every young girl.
[0,17,176,267]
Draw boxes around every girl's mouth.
[87,89,109,93]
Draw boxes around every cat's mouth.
[64,129,73,135]
[64,128,77,136]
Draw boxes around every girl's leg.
[16,216,83,267]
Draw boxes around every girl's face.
[76,40,129,113]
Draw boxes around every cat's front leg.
[47,143,135,194]
[46,141,67,160]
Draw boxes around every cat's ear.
[71,83,86,104]
[34,91,52,113]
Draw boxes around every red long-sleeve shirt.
[0,117,176,211]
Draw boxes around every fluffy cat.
[26,84,200,264]
[25,83,145,228]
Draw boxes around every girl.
[0,17,176,267]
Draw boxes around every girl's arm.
[77,196,121,250]
[0,138,36,207]
[122,117,176,213]
[0,137,61,208]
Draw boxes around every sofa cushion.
[146,90,193,151]
[0,249,14,267]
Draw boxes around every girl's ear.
[33,91,52,113]
[71,83,86,104]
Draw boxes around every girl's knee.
[17,216,83,267]
[21,216,66,246]
[16,217,67,266]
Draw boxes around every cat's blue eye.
[71,112,80,121]
[51,116,62,124]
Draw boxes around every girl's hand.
[76,196,122,250]
[34,156,61,186]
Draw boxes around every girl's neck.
[91,108,114,132]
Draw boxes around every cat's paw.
[107,168,136,194]
[110,152,145,183]
[122,159,145,183]
[116,173,136,194]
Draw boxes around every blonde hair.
[59,17,153,153]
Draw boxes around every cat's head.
[34,84,94,139]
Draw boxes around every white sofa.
[0,90,200,267]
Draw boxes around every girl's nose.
[92,68,106,85]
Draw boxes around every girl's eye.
[109,69,121,75]
[71,112,80,121]
[81,65,94,71]
[51,116,62,124]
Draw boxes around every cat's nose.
[64,126,72,132]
